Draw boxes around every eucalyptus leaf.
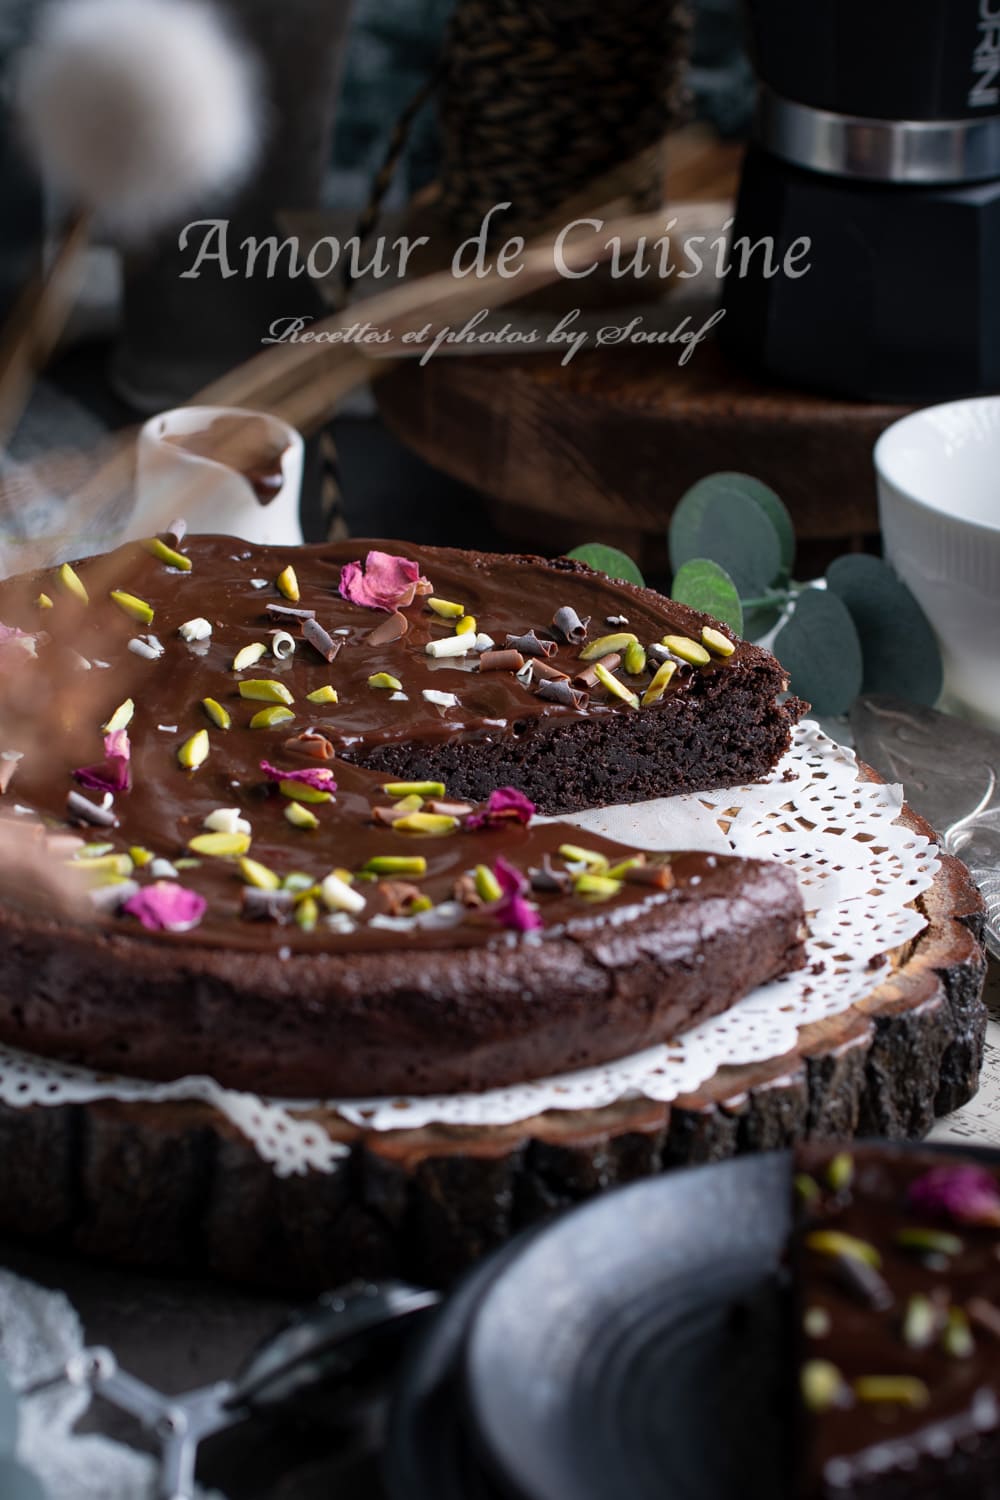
[565,543,644,588]
[773,587,863,716]
[671,559,744,634]
[703,472,795,576]
[825,555,943,706]
[742,601,784,642]
[669,476,783,597]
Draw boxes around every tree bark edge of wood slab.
[0,798,986,1295]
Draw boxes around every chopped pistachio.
[69,852,134,879]
[605,856,646,879]
[276,564,300,601]
[801,1361,850,1414]
[661,633,711,666]
[393,812,460,836]
[174,858,201,870]
[427,597,465,619]
[574,872,624,901]
[249,706,295,729]
[902,1294,937,1350]
[284,802,319,830]
[188,831,251,857]
[296,895,319,931]
[804,1307,832,1339]
[110,589,155,625]
[143,537,192,571]
[558,843,610,870]
[368,672,403,691]
[623,640,646,675]
[103,698,135,733]
[578,632,638,662]
[456,615,477,636]
[283,872,317,895]
[36,593,53,609]
[895,1227,964,1258]
[203,808,251,836]
[233,642,268,672]
[364,855,428,877]
[805,1231,881,1268]
[594,662,640,708]
[474,864,503,902]
[410,895,434,914]
[202,697,232,730]
[641,659,677,707]
[75,843,115,859]
[383,781,447,799]
[320,871,367,914]
[943,1307,975,1359]
[177,730,210,769]
[795,1174,821,1203]
[58,562,89,604]
[306,685,339,704]
[278,779,333,805]
[239,679,294,706]
[826,1153,855,1193]
[702,625,736,657]
[853,1377,929,1409]
[239,856,281,890]
[425,635,471,659]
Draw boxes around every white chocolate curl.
[269,630,296,661]
[179,617,212,643]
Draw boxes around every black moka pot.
[721,0,1000,402]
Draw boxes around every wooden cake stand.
[0,788,986,1294]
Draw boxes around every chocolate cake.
[794,1144,1000,1500]
[0,533,806,1097]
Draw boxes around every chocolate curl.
[66,789,118,827]
[0,751,22,794]
[505,630,556,659]
[425,799,474,817]
[282,729,335,761]
[266,603,316,623]
[479,649,525,673]
[371,804,412,826]
[624,861,675,890]
[378,881,424,916]
[527,659,570,684]
[551,606,590,644]
[536,678,589,710]
[574,652,622,689]
[165,518,188,546]
[302,618,341,663]
[530,855,571,893]
[367,611,408,646]
[453,873,483,908]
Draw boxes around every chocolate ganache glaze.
[795,1145,1000,1500]
[0,537,806,1096]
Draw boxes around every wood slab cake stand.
[0,791,986,1295]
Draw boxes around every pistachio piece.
[177,730,210,770]
[895,1227,964,1258]
[574,873,624,901]
[594,662,640,708]
[474,864,503,902]
[578,631,638,661]
[283,872,317,895]
[795,1173,821,1206]
[143,537,192,571]
[623,640,647,675]
[803,1307,832,1339]
[233,642,269,672]
[801,1361,850,1414]
[102,698,135,733]
[249,706,295,729]
[129,846,154,868]
[306,686,339,704]
[69,852,134,880]
[284,802,319,830]
[58,562,89,604]
[278,779,333,804]
[661,633,710,666]
[383,781,447,798]
[558,843,609,870]
[826,1152,855,1193]
[188,831,251,857]
[36,592,53,609]
[853,1377,930,1409]
[456,615,477,636]
[203,807,251,835]
[320,871,366,914]
[393,812,460,836]
[368,672,403,691]
[202,697,232,729]
[364,855,428,877]
[943,1307,975,1359]
[702,625,736,657]
[805,1231,881,1268]
[239,679,294,705]
[239,857,281,890]
[427,597,465,619]
[296,895,320,931]
[276,564,300,601]
[110,589,155,625]
[902,1294,937,1350]
[641,659,677,707]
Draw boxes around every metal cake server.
[851,694,1000,959]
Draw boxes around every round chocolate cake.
[0,535,806,1097]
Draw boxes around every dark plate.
[464,1152,796,1500]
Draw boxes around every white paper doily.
[0,722,939,1171]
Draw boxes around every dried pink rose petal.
[74,730,132,794]
[465,786,536,830]
[123,881,206,933]
[260,760,337,793]
[338,550,431,612]
[492,855,543,933]
[908,1165,1000,1227]
[0,622,36,661]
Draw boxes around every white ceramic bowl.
[875,397,1000,729]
